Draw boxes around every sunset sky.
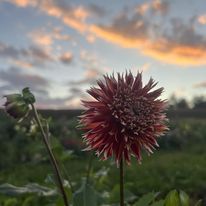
[0,0,206,109]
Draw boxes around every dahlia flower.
[80,71,168,165]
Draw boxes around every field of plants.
[0,108,206,205]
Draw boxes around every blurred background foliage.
[0,96,206,205]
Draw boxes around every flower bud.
[4,94,29,120]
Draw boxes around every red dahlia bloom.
[80,71,168,165]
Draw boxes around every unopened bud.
[4,93,29,120]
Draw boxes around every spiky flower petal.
[80,71,168,165]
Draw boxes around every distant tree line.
[169,95,206,110]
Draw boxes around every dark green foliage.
[133,192,156,206]
[0,109,206,205]
[73,179,102,206]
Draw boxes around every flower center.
[110,88,154,131]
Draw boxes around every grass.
[1,147,206,198]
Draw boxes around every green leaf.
[0,183,56,196]
[110,184,136,204]
[4,94,22,102]
[133,192,155,206]
[22,87,35,104]
[151,200,165,206]
[195,200,203,206]
[165,190,180,206]
[4,198,18,206]
[55,197,66,206]
[64,181,73,203]
[179,190,189,206]
[73,180,99,206]
[22,196,35,206]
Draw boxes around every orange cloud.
[143,40,206,66]
[6,0,206,66]
[12,60,33,68]
[59,52,73,64]
[90,25,148,48]
[40,1,89,33]
[90,24,206,66]
[29,27,70,46]
[7,0,90,33]
[29,30,52,46]
[72,6,89,21]
[62,17,87,33]
[86,34,96,43]
[8,0,31,7]
[84,68,100,79]
[40,0,62,17]
[136,0,169,15]
[135,3,150,15]
[151,0,169,15]
[198,15,206,25]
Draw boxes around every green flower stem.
[120,158,124,206]
[31,104,69,206]
[86,153,93,185]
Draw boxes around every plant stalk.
[31,104,69,206]
[86,153,93,185]
[120,158,124,206]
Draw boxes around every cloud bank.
[5,0,206,66]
